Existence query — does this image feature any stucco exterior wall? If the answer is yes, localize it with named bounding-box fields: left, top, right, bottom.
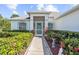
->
left=11, top=21, right=18, bottom=30
left=54, top=10, right=79, bottom=32
left=11, top=20, right=31, bottom=30
left=11, top=12, right=59, bottom=31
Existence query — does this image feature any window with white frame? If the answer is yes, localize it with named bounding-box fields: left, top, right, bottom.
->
left=48, top=23, right=53, bottom=30
left=19, top=22, right=26, bottom=30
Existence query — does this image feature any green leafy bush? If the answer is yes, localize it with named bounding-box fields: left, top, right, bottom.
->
left=0, top=32, right=33, bottom=55
left=46, top=30, right=79, bottom=55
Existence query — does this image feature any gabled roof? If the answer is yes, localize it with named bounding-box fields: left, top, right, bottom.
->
left=27, top=11, right=60, bottom=19
left=55, top=5, right=79, bottom=20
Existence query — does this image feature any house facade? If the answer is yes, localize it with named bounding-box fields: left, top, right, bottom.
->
left=54, top=5, right=79, bottom=32
left=10, top=5, right=79, bottom=36
left=10, top=11, right=59, bottom=36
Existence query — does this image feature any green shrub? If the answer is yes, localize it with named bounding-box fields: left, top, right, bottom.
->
left=46, top=30, right=79, bottom=55
left=3, top=30, right=30, bottom=32
left=0, top=32, right=33, bottom=55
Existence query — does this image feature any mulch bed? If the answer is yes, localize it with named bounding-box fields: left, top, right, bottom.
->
left=45, top=39, right=60, bottom=55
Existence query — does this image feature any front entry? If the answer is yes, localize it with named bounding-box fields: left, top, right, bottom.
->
left=35, top=21, right=43, bottom=36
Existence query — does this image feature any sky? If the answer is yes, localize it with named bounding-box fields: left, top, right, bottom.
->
left=0, top=4, right=76, bottom=18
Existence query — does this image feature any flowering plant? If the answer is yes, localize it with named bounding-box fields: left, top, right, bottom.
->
left=73, top=48, right=79, bottom=52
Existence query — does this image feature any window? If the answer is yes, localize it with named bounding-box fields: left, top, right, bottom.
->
left=48, top=23, right=53, bottom=30
left=19, top=23, right=26, bottom=30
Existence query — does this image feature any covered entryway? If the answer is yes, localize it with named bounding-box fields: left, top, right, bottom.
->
left=33, top=16, right=45, bottom=36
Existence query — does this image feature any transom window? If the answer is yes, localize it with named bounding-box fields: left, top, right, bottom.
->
left=19, top=23, right=26, bottom=30
left=48, top=23, right=53, bottom=30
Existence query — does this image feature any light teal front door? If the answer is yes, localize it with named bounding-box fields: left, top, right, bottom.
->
left=35, top=21, right=43, bottom=36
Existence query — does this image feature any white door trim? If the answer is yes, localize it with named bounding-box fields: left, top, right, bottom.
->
left=35, top=21, right=43, bottom=36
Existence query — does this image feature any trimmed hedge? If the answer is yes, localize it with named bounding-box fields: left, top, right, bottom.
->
left=2, top=30, right=30, bottom=32
left=2, top=30, right=35, bottom=36
left=46, top=30, right=79, bottom=39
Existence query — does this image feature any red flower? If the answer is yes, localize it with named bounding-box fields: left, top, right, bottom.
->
left=73, top=48, right=79, bottom=52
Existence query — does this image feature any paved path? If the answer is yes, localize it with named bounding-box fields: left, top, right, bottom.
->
left=25, top=37, right=44, bottom=55
left=24, top=37, right=52, bottom=55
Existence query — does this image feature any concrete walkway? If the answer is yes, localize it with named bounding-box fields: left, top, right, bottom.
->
left=25, top=37, right=44, bottom=55
left=24, top=37, right=52, bottom=55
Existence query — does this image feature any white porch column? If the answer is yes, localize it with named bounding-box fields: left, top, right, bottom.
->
left=29, top=19, right=33, bottom=31
left=45, top=16, right=48, bottom=30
